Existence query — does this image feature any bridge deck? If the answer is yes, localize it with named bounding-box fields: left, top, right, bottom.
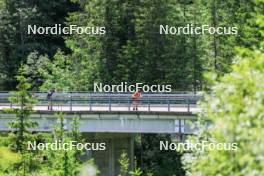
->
left=0, top=92, right=202, bottom=112
left=0, top=104, right=200, bottom=113
left=0, top=93, right=201, bottom=133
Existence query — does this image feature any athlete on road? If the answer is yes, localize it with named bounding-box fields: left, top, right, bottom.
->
left=132, top=90, right=142, bottom=111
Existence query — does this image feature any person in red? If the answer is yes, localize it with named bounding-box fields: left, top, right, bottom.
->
left=132, top=89, right=142, bottom=111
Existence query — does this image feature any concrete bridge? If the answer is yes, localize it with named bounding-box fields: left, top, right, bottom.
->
left=0, top=92, right=202, bottom=176
left=0, top=92, right=201, bottom=134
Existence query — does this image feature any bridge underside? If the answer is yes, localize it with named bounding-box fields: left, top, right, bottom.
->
left=0, top=110, right=198, bottom=176
left=0, top=111, right=198, bottom=134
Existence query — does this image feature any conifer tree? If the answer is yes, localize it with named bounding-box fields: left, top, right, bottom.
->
left=6, top=66, right=39, bottom=175
left=46, top=112, right=82, bottom=175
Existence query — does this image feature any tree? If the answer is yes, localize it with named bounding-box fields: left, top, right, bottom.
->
left=63, top=0, right=211, bottom=91
left=20, top=50, right=75, bottom=92
left=79, top=159, right=99, bottom=176
left=184, top=1, right=264, bottom=172
left=65, top=0, right=141, bottom=89
left=118, top=151, right=129, bottom=176
left=206, top=0, right=260, bottom=75
left=39, top=50, right=75, bottom=92
left=0, top=0, right=78, bottom=90
left=184, top=50, right=264, bottom=175
left=44, top=112, right=82, bottom=176
left=129, top=168, right=143, bottom=176
left=0, top=146, right=21, bottom=174
left=5, top=67, right=40, bottom=175
left=20, top=51, right=50, bottom=90
left=135, top=134, right=185, bottom=176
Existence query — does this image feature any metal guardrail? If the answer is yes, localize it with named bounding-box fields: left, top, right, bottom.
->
left=0, top=92, right=202, bottom=112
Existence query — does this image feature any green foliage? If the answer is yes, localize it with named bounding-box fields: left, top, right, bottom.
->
left=194, top=0, right=262, bottom=78
left=3, top=69, right=41, bottom=175
left=135, top=134, right=185, bottom=176
left=129, top=168, right=143, bottom=176
left=118, top=151, right=144, bottom=176
left=7, top=70, right=37, bottom=152
left=0, top=146, right=21, bottom=173
left=0, top=0, right=263, bottom=175
left=0, top=0, right=38, bottom=89
left=43, top=112, right=82, bottom=176
left=20, top=50, right=76, bottom=92
left=0, top=0, right=77, bottom=90
left=57, top=0, right=261, bottom=91
left=79, top=159, right=100, bottom=176
left=2, top=0, right=260, bottom=92
left=254, top=0, right=264, bottom=49
left=118, top=151, right=129, bottom=176
left=64, top=0, right=209, bottom=91
left=39, top=50, right=75, bottom=92
left=184, top=50, right=264, bottom=175
left=20, top=51, right=50, bottom=90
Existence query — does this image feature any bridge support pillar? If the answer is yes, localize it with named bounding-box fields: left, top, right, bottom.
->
left=83, top=133, right=134, bottom=176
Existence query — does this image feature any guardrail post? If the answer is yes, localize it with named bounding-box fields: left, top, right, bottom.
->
left=167, top=97, right=170, bottom=112
left=148, top=96, right=150, bottom=112
left=179, top=119, right=182, bottom=141
left=187, top=98, right=190, bottom=112
left=70, top=92, right=72, bottom=111
left=109, top=95, right=111, bottom=111
left=89, top=95, right=92, bottom=111
left=51, top=98, right=53, bottom=111
left=128, top=97, right=131, bottom=111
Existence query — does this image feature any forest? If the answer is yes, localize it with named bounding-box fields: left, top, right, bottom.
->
left=0, top=0, right=263, bottom=175
left=0, top=0, right=261, bottom=92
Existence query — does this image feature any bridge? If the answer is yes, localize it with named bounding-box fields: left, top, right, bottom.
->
left=0, top=92, right=203, bottom=176
left=0, top=92, right=202, bottom=134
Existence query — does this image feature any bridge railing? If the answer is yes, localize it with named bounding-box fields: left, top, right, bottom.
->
left=0, top=92, right=202, bottom=112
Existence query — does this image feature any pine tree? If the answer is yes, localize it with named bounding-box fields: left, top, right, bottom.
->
left=45, top=112, right=82, bottom=175
left=184, top=1, right=264, bottom=174
left=0, top=0, right=78, bottom=90
left=39, top=50, right=75, bottom=92
left=6, top=67, right=39, bottom=175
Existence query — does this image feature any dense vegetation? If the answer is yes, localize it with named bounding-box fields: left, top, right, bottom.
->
left=0, top=0, right=263, bottom=175
left=183, top=1, right=264, bottom=175
left=184, top=49, right=264, bottom=176
left=0, top=0, right=261, bottom=91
